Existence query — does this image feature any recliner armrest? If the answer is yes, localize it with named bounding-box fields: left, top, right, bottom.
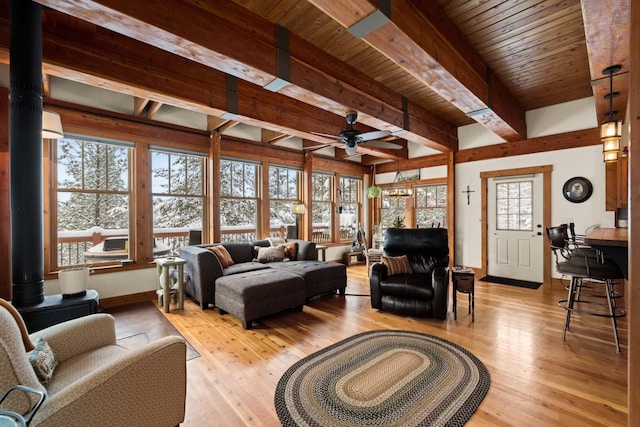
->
left=369, top=262, right=388, bottom=309
left=431, top=267, right=449, bottom=319
left=29, top=313, right=116, bottom=362
left=33, top=336, right=187, bottom=427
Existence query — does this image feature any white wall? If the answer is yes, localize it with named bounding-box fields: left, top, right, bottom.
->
left=46, top=268, right=158, bottom=300
left=455, top=97, right=608, bottom=278
left=455, top=145, right=607, bottom=277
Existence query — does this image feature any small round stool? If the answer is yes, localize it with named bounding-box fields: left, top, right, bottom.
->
left=452, top=267, right=475, bottom=322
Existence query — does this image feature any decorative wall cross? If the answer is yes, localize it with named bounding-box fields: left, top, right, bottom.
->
left=462, top=185, right=475, bottom=205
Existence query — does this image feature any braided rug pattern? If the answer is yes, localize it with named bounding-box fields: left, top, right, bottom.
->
left=275, top=330, right=490, bottom=427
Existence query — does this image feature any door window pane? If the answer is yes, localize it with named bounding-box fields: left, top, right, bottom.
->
left=496, top=181, right=533, bottom=231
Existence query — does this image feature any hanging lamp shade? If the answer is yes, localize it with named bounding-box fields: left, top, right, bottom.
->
left=600, top=65, right=622, bottom=163
left=42, top=110, right=64, bottom=139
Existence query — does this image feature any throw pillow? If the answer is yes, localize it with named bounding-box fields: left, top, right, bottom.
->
left=267, top=237, right=286, bottom=247
left=382, top=255, right=413, bottom=276
left=278, top=242, right=298, bottom=261
left=28, top=338, right=58, bottom=384
left=208, top=245, right=234, bottom=267
left=257, top=246, right=286, bottom=263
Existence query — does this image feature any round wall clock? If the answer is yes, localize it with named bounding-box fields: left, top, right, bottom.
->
left=562, top=177, right=592, bottom=203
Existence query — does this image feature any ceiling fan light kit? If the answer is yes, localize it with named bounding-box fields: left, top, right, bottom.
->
left=601, top=65, right=622, bottom=163
left=311, top=112, right=402, bottom=155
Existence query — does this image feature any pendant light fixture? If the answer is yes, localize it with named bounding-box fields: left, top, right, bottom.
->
left=601, top=65, right=622, bottom=163
left=382, top=160, right=413, bottom=198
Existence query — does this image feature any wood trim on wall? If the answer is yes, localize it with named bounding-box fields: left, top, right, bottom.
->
left=455, top=128, right=599, bottom=164
left=447, top=152, right=455, bottom=268
left=479, top=165, right=553, bottom=283
left=627, top=0, right=639, bottom=423
left=0, top=87, right=9, bottom=299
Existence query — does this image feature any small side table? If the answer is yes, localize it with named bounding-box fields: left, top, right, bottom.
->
left=452, top=267, right=475, bottom=322
left=316, top=245, right=328, bottom=261
left=154, top=257, right=186, bottom=313
left=342, top=251, right=365, bottom=266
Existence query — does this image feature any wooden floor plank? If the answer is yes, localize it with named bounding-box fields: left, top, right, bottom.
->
left=158, top=265, right=627, bottom=426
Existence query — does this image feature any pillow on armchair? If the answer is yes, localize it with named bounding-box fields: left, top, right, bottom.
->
left=382, top=255, right=412, bottom=276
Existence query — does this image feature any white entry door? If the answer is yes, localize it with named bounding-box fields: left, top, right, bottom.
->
left=487, top=174, right=544, bottom=282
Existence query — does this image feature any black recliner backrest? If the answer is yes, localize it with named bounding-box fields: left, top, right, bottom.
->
left=383, top=228, right=449, bottom=273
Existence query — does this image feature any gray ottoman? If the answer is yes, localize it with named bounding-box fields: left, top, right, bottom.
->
left=269, top=261, right=347, bottom=301
left=215, top=269, right=306, bottom=329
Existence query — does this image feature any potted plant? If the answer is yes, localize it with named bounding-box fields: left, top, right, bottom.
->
left=392, top=216, right=405, bottom=228
left=367, top=185, right=382, bottom=199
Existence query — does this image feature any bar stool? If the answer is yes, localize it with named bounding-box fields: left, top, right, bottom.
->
left=556, top=248, right=626, bottom=353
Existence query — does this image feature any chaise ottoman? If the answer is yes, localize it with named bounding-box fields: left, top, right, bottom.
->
left=215, top=268, right=306, bottom=329
left=269, top=261, right=347, bottom=302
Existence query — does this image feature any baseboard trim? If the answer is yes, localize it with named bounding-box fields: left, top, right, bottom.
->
left=100, top=290, right=156, bottom=308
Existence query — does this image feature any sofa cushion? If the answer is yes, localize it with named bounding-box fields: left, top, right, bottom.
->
left=382, top=255, right=412, bottom=276
left=223, top=262, right=270, bottom=276
left=270, top=260, right=345, bottom=284
left=222, top=242, right=256, bottom=264
left=288, top=239, right=316, bottom=260
left=208, top=245, right=234, bottom=267
left=257, top=246, right=286, bottom=263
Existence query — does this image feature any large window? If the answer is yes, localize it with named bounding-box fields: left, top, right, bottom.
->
left=151, top=148, right=205, bottom=254
left=312, top=172, right=333, bottom=242
left=269, top=165, right=302, bottom=236
left=415, top=184, right=447, bottom=228
left=220, top=159, right=260, bottom=242
left=55, top=136, right=132, bottom=267
left=339, top=176, right=361, bottom=241
left=380, top=193, right=407, bottom=230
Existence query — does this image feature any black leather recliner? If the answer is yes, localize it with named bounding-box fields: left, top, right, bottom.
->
left=370, top=227, right=449, bottom=319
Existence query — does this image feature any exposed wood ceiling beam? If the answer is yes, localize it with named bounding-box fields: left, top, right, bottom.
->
left=207, top=116, right=229, bottom=132
left=42, top=74, right=51, bottom=97
left=133, top=97, right=149, bottom=117
left=218, top=120, right=239, bottom=133
left=146, top=100, right=162, bottom=119
left=261, top=129, right=293, bottom=144
left=306, top=0, right=526, bottom=141
left=32, top=0, right=457, bottom=152
left=581, top=0, right=630, bottom=124
left=0, top=8, right=403, bottom=160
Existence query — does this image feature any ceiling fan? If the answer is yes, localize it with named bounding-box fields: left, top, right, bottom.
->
left=310, top=112, right=402, bottom=155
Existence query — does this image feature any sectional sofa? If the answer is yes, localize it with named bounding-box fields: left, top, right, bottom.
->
left=179, top=239, right=347, bottom=328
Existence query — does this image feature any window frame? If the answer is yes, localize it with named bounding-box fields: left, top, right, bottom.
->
left=219, top=157, right=261, bottom=242
left=150, top=146, right=207, bottom=254
left=52, top=134, right=134, bottom=270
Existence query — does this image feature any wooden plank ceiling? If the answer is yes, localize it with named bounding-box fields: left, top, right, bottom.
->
left=7, top=0, right=630, bottom=164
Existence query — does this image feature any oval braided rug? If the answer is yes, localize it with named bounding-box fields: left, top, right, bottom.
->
left=274, top=330, right=490, bottom=427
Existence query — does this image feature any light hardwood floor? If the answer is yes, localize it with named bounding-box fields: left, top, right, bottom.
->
left=161, top=265, right=628, bottom=426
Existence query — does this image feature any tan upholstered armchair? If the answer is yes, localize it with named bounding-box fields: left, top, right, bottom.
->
left=0, top=300, right=187, bottom=427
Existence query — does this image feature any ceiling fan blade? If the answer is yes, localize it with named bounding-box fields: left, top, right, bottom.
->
left=361, top=140, right=403, bottom=149
left=357, top=130, right=391, bottom=141
left=311, top=131, right=341, bottom=140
